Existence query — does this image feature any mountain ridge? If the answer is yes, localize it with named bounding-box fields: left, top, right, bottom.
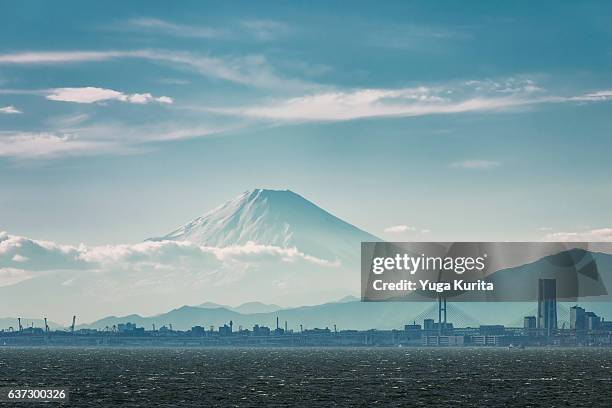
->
left=148, top=188, right=379, bottom=260
left=77, top=250, right=612, bottom=330
left=197, top=301, right=283, bottom=314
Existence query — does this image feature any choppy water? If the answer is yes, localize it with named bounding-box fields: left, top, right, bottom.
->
left=0, top=347, right=611, bottom=407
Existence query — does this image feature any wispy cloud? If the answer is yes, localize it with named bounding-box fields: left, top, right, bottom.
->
left=366, top=22, right=471, bottom=50
left=122, top=17, right=225, bottom=38
left=0, top=131, right=116, bottom=159
left=46, top=87, right=172, bottom=104
left=208, top=80, right=612, bottom=122
left=450, top=160, right=501, bottom=169
left=213, top=89, right=530, bottom=121
left=136, top=50, right=312, bottom=90
left=240, top=19, right=291, bottom=41
left=544, top=228, right=612, bottom=242
left=156, top=78, right=190, bottom=85
left=0, top=122, right=231, bottom=159
left=0, top=50, right=313, bottom=90
left=384, top=225, right=431, bottom=235
left=570, top=90, right=612, bottom=102
left=114, top=17, right=289, bottom=42
left=0, top=51, right=126, bottom=64
left=384, top=225, right=417, bottom=233
left=0, top=105, right=21, bottom=114
left=463, top=78, right=543, bottom=94
left=46, top=113, right=91, bottom=127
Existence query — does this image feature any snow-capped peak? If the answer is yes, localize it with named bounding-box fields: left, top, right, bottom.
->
left=148, top=189, right=378, bottom=260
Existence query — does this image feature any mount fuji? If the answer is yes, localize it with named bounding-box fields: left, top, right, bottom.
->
left=0, top=189, right=380, bottom=323
left=149, top=189, right=379, bottom=261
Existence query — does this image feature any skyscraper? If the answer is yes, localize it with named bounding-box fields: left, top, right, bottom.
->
left=538, top=279, right=557, bottom=336
left=570, top=306, right=586, bottom=331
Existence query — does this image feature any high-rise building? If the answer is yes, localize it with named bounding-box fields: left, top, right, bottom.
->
left=570, top=306, right=586, bottom=331
left=524, top=316, right=536, bottom=329
left=538, top=279, right=557, bottom=336
left=585, top=312, right=601, bottom=330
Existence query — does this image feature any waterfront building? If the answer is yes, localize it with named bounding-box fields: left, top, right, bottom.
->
left=570, top=306, right=586, bottom=331
left=537, top=279, right=557, bottom=336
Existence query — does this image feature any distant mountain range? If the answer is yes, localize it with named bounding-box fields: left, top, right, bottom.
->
left=78, top=296, right=612, bottom=332
left=79, top=250, right=612, bottom=331
left=81, top=296, right=432, bottom=331
left=197, top=301, right=283, bottom=314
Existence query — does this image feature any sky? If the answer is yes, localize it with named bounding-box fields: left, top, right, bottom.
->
left=1, top=0, right=612, bottom=246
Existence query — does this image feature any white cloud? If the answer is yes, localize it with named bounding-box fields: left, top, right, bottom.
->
left=209, top=80, right=612, bottom=122
left=384, top=225, right=432, bottom=234
left=1, top=50, right=611, bottom=100
left=46, top=87, right=173, bottom=104
left=85, top=240, right=338, bottom=268
left=0, top=231, right=89, bottom=271
left=11, top=254, right=28, bottom=262
left=544, top=228, right=612, bottom=242
left=384, top=225, right=417, bottom=233
left=212, top=86, right=539, bottom=122
left=212, top=242, right=340, bottom=267
left=0, top=121, right=229, bottom=159
left=0, top=231, right=339, bottom=287
left=451, top=160, right=501, bottom=169
left=0, top=105, right=21, bottom=114
left=117, top=17, right=288, bottom=42
left=0, top=131, right=112, bottom=159
left=0, top=51, right=126, bottom=64
left=123, top=17, right=224, bottom=38
left=463, top=78, right=543, bottom=94
left=570, top=90, right=612, bottom=102
left=0, top=50, right=312, bottom=90
left=136, top=50, right=312, bottom=90
left=155, top=96, right=174, bottom=104
left=0, top=87, right=173, bottom=106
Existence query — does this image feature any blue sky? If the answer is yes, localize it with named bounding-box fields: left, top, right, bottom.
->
left=1, top=0, right=612, bottom=245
